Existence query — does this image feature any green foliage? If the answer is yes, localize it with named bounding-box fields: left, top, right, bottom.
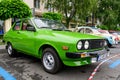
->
left=97, top=0, right=120, bottom=29
left=97, top=25, right=109, bottom=30
left=42, top=12, right=62, bottom=21
left=0, top=0, right=32, bottom=20
left=42, top=0, right=120, bottom=29
left=42, top=0, right=96, bottom=28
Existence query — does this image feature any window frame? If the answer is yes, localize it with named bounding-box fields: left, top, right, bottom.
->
left=12, top=21, right=22, bottom=31
left=34, top=0, right=40, bottom=8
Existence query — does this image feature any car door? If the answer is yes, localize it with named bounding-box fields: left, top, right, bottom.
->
left=18, top=19, right=36, bottom=55
left=11, top=21, right=23, bottom=49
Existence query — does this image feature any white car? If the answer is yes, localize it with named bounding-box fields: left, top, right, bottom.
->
left=74, top=26, right=117, bottom=47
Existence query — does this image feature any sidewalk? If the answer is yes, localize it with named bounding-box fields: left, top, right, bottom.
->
left=0, top=45, right=6, bottom=53
left=0, top=45, right=5, bottom=50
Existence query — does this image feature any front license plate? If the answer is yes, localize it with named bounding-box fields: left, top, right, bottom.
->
left=91, top=57, right=97, bottom=63
left=98, top=54, right=107, bottom=61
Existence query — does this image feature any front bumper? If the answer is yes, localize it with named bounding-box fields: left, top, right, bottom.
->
left=66, top=48, right=110, bottom=63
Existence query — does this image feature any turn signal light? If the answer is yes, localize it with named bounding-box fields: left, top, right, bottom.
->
left=62, top=46, right=69, bottom=50
left=80, top=53, right=88, bottom=58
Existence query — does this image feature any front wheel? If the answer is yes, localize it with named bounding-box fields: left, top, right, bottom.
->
left=42, top=48, right=62, bottom=74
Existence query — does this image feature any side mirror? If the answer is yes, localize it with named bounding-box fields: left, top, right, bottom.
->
left=26, top=27, right=36, bottom=32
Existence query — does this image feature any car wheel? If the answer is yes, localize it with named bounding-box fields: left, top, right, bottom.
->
left=107, top=40, right=112, bottom=47
left=7, top=43, right=17, bottom=57
left=42, top=48, right=62, bottom=74
left=108, top=43, right=112, bottom=47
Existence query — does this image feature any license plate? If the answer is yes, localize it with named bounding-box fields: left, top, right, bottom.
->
left=91, top=57, right=97, bottom=63
left=97, top=54, right=107, bottom=61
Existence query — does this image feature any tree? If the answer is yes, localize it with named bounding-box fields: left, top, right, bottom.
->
left=97, top=0, right=120, bottom=30
left=0, top=0, right=32, bottom=20
left=42, top=0, right=96, bottom=28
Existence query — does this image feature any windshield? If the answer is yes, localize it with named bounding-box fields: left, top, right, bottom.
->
left=93, top=29, right=101, bottom=34
left=98, top=30, right=110, bottom=34
left=33, top=18, right=67, bottom=31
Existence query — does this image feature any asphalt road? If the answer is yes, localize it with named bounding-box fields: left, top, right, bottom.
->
left=0, top=45, right=120, bottom=80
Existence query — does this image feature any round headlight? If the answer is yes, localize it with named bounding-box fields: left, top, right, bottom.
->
left=84, top=41, right=89, bottom=49
left=77, top=41, right=82, bottom=49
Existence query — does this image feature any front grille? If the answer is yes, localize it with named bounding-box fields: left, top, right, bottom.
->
left=80, top=39, right=105, bottom=50
left=89, top=39, right=105, bottom=49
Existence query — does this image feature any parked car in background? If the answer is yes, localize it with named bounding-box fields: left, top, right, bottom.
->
left=3, top=18, right=110, bottom=74
left=98, top=30, right=118, bottom=46
left=109, top=30, right=120, bottom=42
left=74, top=26, right=116, bottom=47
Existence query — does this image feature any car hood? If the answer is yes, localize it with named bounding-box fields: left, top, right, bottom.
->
left=53, top=31, right=102, bottom=39
left=37, top=29, right=104, bottom=43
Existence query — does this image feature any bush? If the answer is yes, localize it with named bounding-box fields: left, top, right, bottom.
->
left=97, top=25, right=109, bottom=30
left=0, top=0, right=32, bottom=20
left=42, top=12, right=62, bottom=21
left=0, top=35, right=3, bottom=39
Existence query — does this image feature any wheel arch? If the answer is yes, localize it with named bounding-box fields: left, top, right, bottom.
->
left=38, top=44, right=61, bottom=60
left=6, top=41, right=12, bottom=49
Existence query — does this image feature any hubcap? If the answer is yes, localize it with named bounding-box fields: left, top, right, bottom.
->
left=43, top=52, right=55, bottom=70
left=8, top=45, right=12, bottom=55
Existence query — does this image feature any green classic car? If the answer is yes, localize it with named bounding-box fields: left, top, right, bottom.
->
left=3, top=17, right=110, bottom=74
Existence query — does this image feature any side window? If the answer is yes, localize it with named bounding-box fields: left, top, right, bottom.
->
left=13, top=22, right=21, bottom=30
left=22, top=19, right=34, bottom=31
left=85, top=28, right=93, bottom=33
left=79, top=28, right=84, bottom=33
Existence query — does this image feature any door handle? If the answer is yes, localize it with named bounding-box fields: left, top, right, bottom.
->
left=17, top=31, right=20, bottom=34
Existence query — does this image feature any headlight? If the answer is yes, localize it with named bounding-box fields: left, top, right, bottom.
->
left=77, top=41, right=82, bottom=49
left=84, top=41, right=89, bottom=49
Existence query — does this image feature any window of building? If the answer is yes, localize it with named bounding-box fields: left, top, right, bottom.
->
left=34, top=0, right=40, bottom=8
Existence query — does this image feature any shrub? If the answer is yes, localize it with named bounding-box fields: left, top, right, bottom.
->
left=42, top=12, right=62, bottom=21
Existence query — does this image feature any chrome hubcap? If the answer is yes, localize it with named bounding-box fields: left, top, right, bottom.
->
left=43, top=52, right=55, bottom=70
left=8, top=45, right=12, bottom=55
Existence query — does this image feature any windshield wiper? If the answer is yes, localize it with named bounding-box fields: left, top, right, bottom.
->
left=64, top=29, right=72, bottom=32
left=52, top=28, right=63, bottom=31
left=40, top=27, right=50, bottom=29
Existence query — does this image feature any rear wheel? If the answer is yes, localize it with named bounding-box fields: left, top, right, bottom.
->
left=42, top=48, right=62, bottom=74
left=7, top=43, right=17, bottom=57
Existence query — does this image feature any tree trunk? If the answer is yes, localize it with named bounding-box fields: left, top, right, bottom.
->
left=66, top=18, right=70, bottom=29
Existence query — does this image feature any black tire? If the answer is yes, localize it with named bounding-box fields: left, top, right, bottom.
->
left=7, top=43, right=17, bottom=57
left=108, top=43, right=112, bottom=48
left=107, top=40, right=112, bottom=48
left=42, top=48, right=62, bottom=74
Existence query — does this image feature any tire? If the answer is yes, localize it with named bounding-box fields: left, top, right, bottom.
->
left=7, top=43, right=17, bottom=57
left=107, top=40, right=112, bottom=48
left=108, top=43, right=112, bottom=48
left=42, top=48, right=62, bottom=74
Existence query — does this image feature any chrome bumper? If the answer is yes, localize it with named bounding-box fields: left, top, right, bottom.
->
left=66, top=48, right=110, bottom=62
